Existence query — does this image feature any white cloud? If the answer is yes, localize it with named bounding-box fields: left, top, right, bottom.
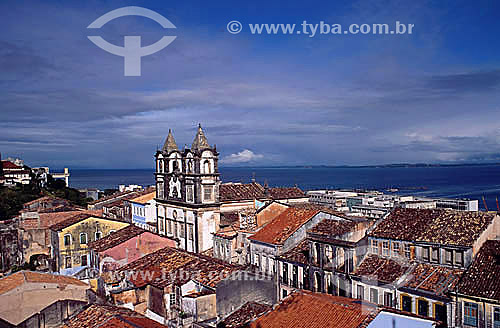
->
left=221, top=149, right=264, bottom=164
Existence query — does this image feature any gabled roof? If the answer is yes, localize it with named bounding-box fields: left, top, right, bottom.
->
left=0, top=271, right=87, bottom=295
left=162, top=129, right=179, bottom=153
left=308, top=218, right=357, bottom=238
left=117, top=247, right=240, bottom=289
left=220, top=302, right=272, bottom=328
left=457, top=239, right=500, bottom=301
left=191, top=124, right=211, bottom=151
left=400, top=263, right=463, bottom=298
left=1, top=161, right=22, bottom=170
left=369, top=208, right=497, bottom=246
left=88, top=225, right=146, bottom=252
left=278, top=240, right=309, bottom=265
left=268, top=187, right=306, bottom=199
left=62, top=304, right=167, bottom=328
left=352, top=254, right=409, bottom=284
left=249, top=291, right=378, bottom=328
left=248, top=207, right=319, bottom=245
left=220, top=182, right=265, bottom=202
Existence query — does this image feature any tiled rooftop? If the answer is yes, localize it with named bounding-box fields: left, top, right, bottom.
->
left=219, top=182, right=306, bottom=202
left=369, top=208, right=496, bottom=246
left=278, top=240, right=309, bottom=265
left=400, top=263, right=463, bottom=298
left=129, top=191, right=155, bottom=204
left=0, top=271, right=87, bottom=295
left=220, top=302, right=272, bottom=328
left=49, top=213, right=124, bottom=231
left=457, top=239, right=500, bottom=300
left=20, top=210, right=102, bottom=230
left=308, top=218, right=357, bottom=237
left=352, top=254, right=409, bottom=284
left=117, top=247, right=240, bottom=289
left=220, top=183, right=266, bottom=202
left=62, top=304, right=167, bottom=328
left=248, top=207, right=319, bottom=245
left=88, top=225, right=146, bottom=252
left=249, top=291, right=378, bottom=328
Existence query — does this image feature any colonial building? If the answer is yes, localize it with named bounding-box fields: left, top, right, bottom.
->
left=0, top=271, right=89, bottom=327
left=50, top=213, right=129, bottom=271
left=350, top=208, right=500, bottom=327
left=454, top=239, right=500, bottom=328
left=129, top=191, right=157, bottom=232
left=154, top=125, right=221, bottom=253
left=276, top=213, right=374, bottom=300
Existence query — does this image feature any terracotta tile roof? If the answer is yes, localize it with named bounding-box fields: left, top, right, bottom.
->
left=290, top=202, right=349, bottom=217
left=268, top=187, right=306, bottom=200
left=353, top=255, right=409, bottom=284
left=88, top=190, right=134, bottom=205
left=129, top=192, right=155, bottom=204
left=117, top=247, right=240, bottom=289
left=249, top=291, right=378, bottom=328
left=369, top=208, right=497, bottom=246
left=248, top=207, right=319, bottom=245
left=20, top=210, right=101, bottom=230
left=0, top=271, right=87, bottom=295
left=49, top=213, right=124, bottom=231
left=220, top=302, right=272, bottom=328
left=278, top=240, right=309, bottom=265
left=1, top=161, right=22, bottom=169
left=89, top=225, right=146, bottom=252
left=221, top=212, right=240, bottom=227
left=308, top=218, right=357, bottom=237
left=219, top=182, right=306, bottom=202
left=457, top=240, right=500, bottom=301
left=401, top=263, right=463, bottom=298
left=220, top=183, right=265, bottom=202
left=62, top=304, right=167, bottom=328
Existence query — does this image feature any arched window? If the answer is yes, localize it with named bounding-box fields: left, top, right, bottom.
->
left=204, top=160, right=211, bottom=174
left=314, top=271, right=321, bottom=292
left=159, top=160, right=163, bottom=173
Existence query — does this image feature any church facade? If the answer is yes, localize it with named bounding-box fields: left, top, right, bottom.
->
left=154, top=124, right=221, bottom=253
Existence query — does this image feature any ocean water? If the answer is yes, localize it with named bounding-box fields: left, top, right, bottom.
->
left=69, top=165, right=500, bottom=210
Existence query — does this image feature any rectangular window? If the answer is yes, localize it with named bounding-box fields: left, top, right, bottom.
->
left=173, top=222, right=178, bottom=238
left=81, top=255, right=88, bottom=266
left=80, top=233, right=87, bottom=244
left=431, top=248, right=439, bottom=263
left=292, top=265, right=298, bottom=288
left=203, top=186, right=213, bottom=202
left=95, top=232, right=101, bottom=240
left=64, top=234, right=71, bottom=246
left=357, top=285, right=365, bottom=300
left=384, top=292, right=393, bottom=307
left=382, top=241, right=389, bottom=256
left=167, top=220, right=172, bottom=234
left=65, top=256, right=72, bottom=268
left=445, top=249, right=453, bottom=265
left=255, top=254, right=260, bottom=267
left=179, top=223, right=185, bottom=238
left=402, top=295, right=412, bottom=312
left=418, top=299, right=429, bottom=317
left=371, top=239, right=378, bottom=254
left=456, top=251, right=464, bottom=266
left=370, top=288, right=378, bottom=304
left=188, top=225, right=194, bottom=240
left=159, top=218, right=165, bottom=234
left=404, top=244, right=411, bottom=259
left=464, top=302, right=478, bottom=327
left=422, top=246, right=430, bottom=261
left=392, top=242, right=400, bottom=257
left=186, top=185, right=194, bottom=202
left=493, top=307, right=500, bottom=328
left=282, top=263, right=288, bottom=284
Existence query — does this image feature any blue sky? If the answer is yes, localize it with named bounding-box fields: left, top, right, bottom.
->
left=1, top=0, right=500, bottom=168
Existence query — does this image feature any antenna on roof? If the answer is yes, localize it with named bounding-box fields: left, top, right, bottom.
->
left=482, top=196, right=489, bottom=211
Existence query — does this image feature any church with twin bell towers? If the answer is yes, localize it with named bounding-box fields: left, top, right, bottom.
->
left=154, top=124, right=221, bottom=253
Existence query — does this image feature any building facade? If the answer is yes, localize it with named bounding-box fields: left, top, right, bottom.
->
left=154, top=125, right=221, bottom=253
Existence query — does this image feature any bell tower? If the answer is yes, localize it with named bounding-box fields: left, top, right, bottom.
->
left=154, top=124, right=221, bottom=253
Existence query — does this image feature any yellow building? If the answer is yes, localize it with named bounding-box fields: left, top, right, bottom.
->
left=50, top=213, right=129, bottom=271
